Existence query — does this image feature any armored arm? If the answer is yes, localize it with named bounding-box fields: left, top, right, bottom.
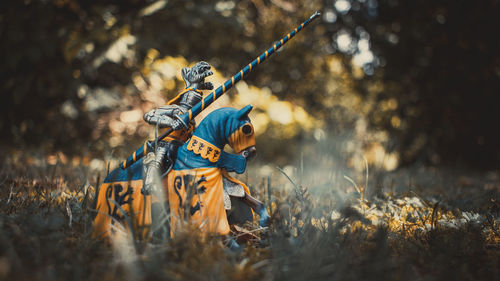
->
left=143, top=105, right=184, bottom=130
left=144, top=88, right=203, bottom=129
left=144, top=87, right=204, bottom=129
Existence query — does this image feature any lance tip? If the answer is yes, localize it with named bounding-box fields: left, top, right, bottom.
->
left=311, top=10, right=321, bottom=19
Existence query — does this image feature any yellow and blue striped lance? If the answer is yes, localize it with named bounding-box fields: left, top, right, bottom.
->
left=121, top=11, right=320, bottom=169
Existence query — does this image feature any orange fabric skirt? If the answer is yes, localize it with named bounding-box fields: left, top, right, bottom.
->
left=166, top=167, right=234, bottom=236
left=92, top=179, right=151, bottom=240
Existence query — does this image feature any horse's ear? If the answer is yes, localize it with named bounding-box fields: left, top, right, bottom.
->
left=235, top=105, right=253, bottom=119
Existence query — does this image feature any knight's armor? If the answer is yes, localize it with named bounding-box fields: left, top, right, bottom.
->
left=142, top=90, right=203, bottom=130
left=142, top=61, right=213, bottom=195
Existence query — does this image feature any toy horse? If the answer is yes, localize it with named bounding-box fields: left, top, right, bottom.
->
left=92, top=105, right=269, bottom=243
left=165, top=105, right=269, bottom=237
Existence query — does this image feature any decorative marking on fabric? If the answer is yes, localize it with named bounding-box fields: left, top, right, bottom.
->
left=188, top=110, right=192, bottom=121
left=92, top=179, right=151, bottom=240
left=249, top=63, right=252, bottom=71
left=280, top=39, right=284, bottom=44
left=265, top=50, right=268, bottom=58
left=143, top=141, right=148, bottom=153
left=257, top=57, right=261, bottom=64
left=187, top=136, right=221, bottom=163
left=222, top=84, right=226, bottom=92
left=122, top=160, right=127, bottom=169
left=240, top=70, right=244, bottom=78
left=231, top=77, right=235, bottom=85
left=133, top=151, right=136, bottom=162
left=166, top=168, right=230, bottom=235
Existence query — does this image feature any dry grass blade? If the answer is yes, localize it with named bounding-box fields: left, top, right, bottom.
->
left=106, top=198, right=140, bottom=252
left=431, top=201, right=440, bottom=230
left=7, top=183, right=14, bottom=204
left=66, top=200, right=73, bottom=228
left=267, top=176, right=272, bottom=215
left=276, top=166, right=302, bottom=199
left=343, top=175, right=361, bottom=195
left=363, top=155, right=369, bottom=198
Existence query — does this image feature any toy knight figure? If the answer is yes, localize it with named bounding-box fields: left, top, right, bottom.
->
left=141, top=61, right=214, bottom=195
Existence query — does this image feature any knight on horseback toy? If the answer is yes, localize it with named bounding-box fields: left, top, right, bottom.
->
left=92, top=62, right=269, bottom=249
left=91, top=11, right=320, bottom=249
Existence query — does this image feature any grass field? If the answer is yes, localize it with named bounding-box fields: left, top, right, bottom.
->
left=0, top=153, right=499, bottom=281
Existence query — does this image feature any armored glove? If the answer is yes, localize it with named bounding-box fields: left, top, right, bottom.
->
left=143, top=105, right=185, bottom=130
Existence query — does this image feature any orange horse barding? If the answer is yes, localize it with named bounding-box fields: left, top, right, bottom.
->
left=92, top=105, right=269, bottom=241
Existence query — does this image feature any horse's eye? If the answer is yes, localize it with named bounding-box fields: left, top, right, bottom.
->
left=241, top=124, right=253, bottom=136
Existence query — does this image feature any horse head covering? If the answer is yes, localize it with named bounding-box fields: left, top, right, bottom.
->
left=174, top=105, right=255, bottom=174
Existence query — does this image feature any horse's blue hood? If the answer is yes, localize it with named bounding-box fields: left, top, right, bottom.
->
left=193, top=105, right=253, bottom=147
left=174, top=105, right=255, bottom=174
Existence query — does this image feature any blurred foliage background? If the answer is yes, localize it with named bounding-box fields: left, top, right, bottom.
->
left=1, top=0, right=499, bottom=171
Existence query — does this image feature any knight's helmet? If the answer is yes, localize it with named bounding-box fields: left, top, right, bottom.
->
left=179, top=61, right=214, bottom=109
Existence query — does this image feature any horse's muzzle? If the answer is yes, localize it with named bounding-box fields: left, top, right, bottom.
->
left=240, top=146, right=257, bottom=161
